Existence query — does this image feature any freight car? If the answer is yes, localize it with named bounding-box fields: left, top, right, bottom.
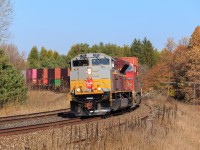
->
left=26, top=68, right=70, bottom=92
left=70, top=53, right=141, bottom=117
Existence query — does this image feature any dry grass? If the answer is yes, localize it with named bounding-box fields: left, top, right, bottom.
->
left=97, top=95, right=200, bottom=150
left=0, top=90, right=70, bottom=117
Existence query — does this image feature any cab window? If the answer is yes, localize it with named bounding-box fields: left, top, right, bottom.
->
left=92, top=58, right=110, bottom=66
left=73, top=60, right=89, bottom=67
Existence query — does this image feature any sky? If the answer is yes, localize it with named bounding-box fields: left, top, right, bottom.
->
left=10, top=0, right=200, bottom=56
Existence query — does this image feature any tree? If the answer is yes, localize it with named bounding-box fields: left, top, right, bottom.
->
left=130, top=39, right=141, bottom=57
left=66, top=43, right=90, bottom=63
left=130, top=38, right=157, bottom=68
left=27, top=46, right=39, bottom=68
left=0, top=0, right=13, bottom=42
left=165, top=37, right=177, bottom=52
left=0, top=44, right=26, bottom=69
left=142, top=49, right=173, bottom=92
left=123, top=45, right=131, bottom=57
left=179, top=37, right=189, bottom=46
left=0, top=49, right=27, bottom=107
left=153, top=48, right=160, bottom=65
left=172, top=45, right=188, bottom=99
left=184, top=26, right=200, bottom=99
left=189, top=26, right=200, bottom=49
left=141, top=37, right=155, bottom=68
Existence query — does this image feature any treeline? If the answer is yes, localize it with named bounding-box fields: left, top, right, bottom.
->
left=28, top=46, right=68, bottom=69
left=143, top=26, right=200, bottom=101
left=28, top=37, right=160, bottom=69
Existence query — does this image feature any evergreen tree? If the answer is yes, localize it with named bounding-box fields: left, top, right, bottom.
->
left=0, top=49, right=27, bottom=107
left=27, top=46, right=39, bottom=68
left=39, top=46, right=47, bottom=61
left=123, top=45, right=131, bottom=57
left=130, top=38, right=156, bottom=68
left=141, top=37, right=155, bottom=68
left=66, top=43, right=90, bottom=63
left=130, top=39, right=141, bottom=57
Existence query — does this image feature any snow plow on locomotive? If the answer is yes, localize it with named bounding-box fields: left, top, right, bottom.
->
left=70, top=53, right=141, bottom=117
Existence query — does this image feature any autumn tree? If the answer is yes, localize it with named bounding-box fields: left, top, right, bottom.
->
left=184, top=26, right=200, bottom=99
left=172, top=45, right=188, bottom=99
left=142, top=49, right=173, bottom=93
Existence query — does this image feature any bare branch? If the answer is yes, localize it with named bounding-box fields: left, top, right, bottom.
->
left=165, top=37, right=177, bottom=52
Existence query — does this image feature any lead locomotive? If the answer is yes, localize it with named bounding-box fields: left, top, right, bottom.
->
left=70, top=53, right=141, bottom=116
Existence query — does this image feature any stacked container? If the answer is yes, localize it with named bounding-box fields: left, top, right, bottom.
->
left=48, top=68, right=61, bottom=87
left=55, top=68, right=61, bottom=87
left=26, top=69, right=37, bottom=85
left=43, top=68, right=48, bottom=85
left=61, top=68, right=70, bottom=89
left=37, top=69, right=43, bottom=85
left=26, top=69, right=32, bottom=84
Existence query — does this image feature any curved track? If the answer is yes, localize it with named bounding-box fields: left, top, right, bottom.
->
left=0, top=104, right=151, bottom=137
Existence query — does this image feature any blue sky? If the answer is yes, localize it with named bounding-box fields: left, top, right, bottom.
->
left=10, top=0, right=200, bottom=56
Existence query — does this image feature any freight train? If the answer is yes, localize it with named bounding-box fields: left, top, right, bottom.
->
left=26, top=68, right=70, bottom=92
left=70, top=53, right=141, bottom=117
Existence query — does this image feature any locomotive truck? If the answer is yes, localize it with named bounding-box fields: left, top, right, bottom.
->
left=70, top=53, right=141, bottom=116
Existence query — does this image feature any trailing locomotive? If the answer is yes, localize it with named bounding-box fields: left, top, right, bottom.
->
left=70, top=53, right=141, bottom=117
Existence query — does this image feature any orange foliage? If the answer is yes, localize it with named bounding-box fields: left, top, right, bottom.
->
left=142, top=49, right=173, bottom=91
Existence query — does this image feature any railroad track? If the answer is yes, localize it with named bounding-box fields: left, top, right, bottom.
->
left=0, top=104, right=151, bottom=137
left=0, top=108, right=70, bottom=125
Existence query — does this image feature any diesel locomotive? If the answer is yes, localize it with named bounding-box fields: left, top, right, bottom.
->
left=70, top=53, right=141, bottom=116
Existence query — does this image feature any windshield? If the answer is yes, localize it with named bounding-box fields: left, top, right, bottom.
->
left=92, top=58, right=110, bottom=66
left=73, top=60, right=89, bottom=67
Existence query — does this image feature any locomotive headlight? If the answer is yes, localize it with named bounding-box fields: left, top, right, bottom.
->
left=87, top=68, right=92, bottom=75
left=97, top=86, right=101, bottom=91
left=76, top=87, right=81, bottom=92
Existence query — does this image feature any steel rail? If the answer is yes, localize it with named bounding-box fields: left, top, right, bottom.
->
left=0, top=108, right=70, bottom=125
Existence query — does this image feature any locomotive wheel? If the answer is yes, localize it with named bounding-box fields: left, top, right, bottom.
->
left=135, top=94, right=141, bottom=105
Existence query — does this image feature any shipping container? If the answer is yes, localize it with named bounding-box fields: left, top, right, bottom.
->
left=49, top=78, right=54, bottom=87
left=55, top=79, right=61, bottom=87
left=26, top=69, right=32, bottom=80
left=43, top=68, right=48, bottom=79
left=48, top=69, right=55, bottom=79
left=61, top=68, right=68, bottom=80
left=32, top=69, right=37, bottom=79
left=48, top=68, right=61, bottom=79
left=37, top=69, right=43, bottom=79
left=43, top=68, right=48, bottom=85
left=55, top=68, right=61, bottom=79
left=68, top=68, right=70, bottom=76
